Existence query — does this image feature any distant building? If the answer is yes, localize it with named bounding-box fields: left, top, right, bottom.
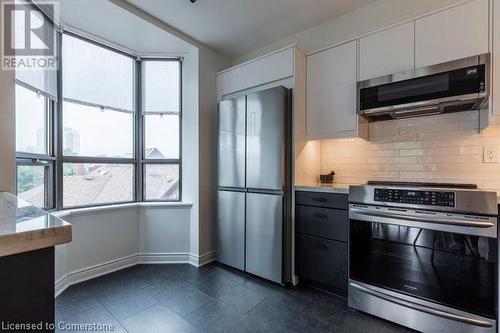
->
left=63, top=127, right=80, bottom=156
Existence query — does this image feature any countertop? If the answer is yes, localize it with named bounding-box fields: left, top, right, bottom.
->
left=294, top=183, right=354, bottom=194
left=295, top=185, right=500, bottom=208
left=0, top=192, right=72, bottom=257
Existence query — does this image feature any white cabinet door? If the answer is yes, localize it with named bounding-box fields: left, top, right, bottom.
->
left=359, top=22, right=415, bottom=81
left=306, top=41, right=357, bottom=139
left=415, top=0, right=489, bottom=68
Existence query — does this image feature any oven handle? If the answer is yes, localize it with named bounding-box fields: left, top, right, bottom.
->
left=350, top=207, right=495, bottom=229
left=350, top=282, right=494, bottom=328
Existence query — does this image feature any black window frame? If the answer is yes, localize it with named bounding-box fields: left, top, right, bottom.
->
left=58, top=31, right=138, bottom=209
left=140, top=58, right=182, bottom=202
left=15, top=82, right=56, bottom=210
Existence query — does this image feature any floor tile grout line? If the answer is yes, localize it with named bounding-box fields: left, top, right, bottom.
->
left=242, top=296, right=268, bottom=316
left=96, top=291, right=159, bottom=330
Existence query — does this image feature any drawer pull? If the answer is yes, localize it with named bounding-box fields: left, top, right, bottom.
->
left=313, top=213, right=327, bottom=219
left=312, top=197, right=327, bottom=203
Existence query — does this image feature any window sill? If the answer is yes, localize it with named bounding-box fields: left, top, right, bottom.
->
left=53, top=201, right=193, bottom=218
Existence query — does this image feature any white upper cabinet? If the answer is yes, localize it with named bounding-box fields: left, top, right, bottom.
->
left=415, top=0, right=489, bottom=68
left=307, top=41, right=365, bottom=140
left=359, top=22, right=415, bottom=81
left=217, top=47, right=294, bottom=98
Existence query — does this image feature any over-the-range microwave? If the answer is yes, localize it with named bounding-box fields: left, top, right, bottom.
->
left=357, top=53, right=490, bottom=122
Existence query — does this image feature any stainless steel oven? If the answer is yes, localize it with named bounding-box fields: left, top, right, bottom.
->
left=348, top=182, right=498, bottom=333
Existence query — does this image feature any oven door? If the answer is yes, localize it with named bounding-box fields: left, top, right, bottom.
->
left=349, top=204, right=497, bottom=320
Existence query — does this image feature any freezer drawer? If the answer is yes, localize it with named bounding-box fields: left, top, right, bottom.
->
left=217, top=191, right=245, bottom=270
left=218, top=96, right=246, bottom=188
left=245, top=192, right=283, bottom=283
left=246, top=87, right=287, bottom=191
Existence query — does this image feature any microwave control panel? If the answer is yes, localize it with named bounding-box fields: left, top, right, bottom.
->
left=374, top=189, right=455, bottom=207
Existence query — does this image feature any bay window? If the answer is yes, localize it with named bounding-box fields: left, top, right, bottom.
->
left=15, top=24, right=182, bottom=209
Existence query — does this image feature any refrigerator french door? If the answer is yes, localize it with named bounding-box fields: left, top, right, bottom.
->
left=217, top=86, right=290, bottom=284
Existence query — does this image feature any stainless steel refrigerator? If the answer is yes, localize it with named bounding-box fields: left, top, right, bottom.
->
left=216, top=86, right=291, bottom=284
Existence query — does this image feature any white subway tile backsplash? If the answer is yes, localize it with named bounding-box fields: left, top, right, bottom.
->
left=320, top=111, right=500, bottom=194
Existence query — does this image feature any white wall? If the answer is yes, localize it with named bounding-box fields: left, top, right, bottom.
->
left=234, top=0, right=467, bottom=63
left=55, top=204, right=193, bottom=292
left=63, top=207, right=139, bottom=275
left=139, top=206, right=191, bottom=254
left=181, top=51, right=201, bottom=259
left=198, top=46, right=231, bottom=256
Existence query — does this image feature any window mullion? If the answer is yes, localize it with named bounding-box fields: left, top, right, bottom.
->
left=136, top=59, right=143, bottom=202
left=56, top=30, right=64, bottom=210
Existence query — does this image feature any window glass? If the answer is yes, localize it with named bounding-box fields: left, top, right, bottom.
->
left=144, top=164, right=179, bottom=200
left=62, top=34, right=134, bottom=111
left=17, top=165, right=46, bottom=207
left=63, top=163, right=134, bottom=207
left=143, top=61, right=180, bottom=113
left=144, top=115, right=179, bottom=159
left=15, top=84, right=47, bottom=154
left=62, top=101, right=133, bottom=158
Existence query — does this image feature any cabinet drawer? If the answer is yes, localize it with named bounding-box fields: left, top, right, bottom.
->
left=296, top=205, right=347, bottom=242
left=297, top=235, right=347, bottom=297
left=295, top=191, right=348, bottom=210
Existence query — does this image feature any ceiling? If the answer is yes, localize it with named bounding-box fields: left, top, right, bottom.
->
left=125, top=0, right=378, bottom=58
left=50, top=0, right=193, bottom=55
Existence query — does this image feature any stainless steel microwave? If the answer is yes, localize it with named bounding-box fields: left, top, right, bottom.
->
left=357, top=54, right=490, bottom=122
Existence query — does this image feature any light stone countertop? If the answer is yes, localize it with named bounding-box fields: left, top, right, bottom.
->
left=0, top=192, right=72, bottom=257
left=294, top=183, right=355, bottom=194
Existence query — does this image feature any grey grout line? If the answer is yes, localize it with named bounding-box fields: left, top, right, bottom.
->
left=115, top=303, right=159, bottom=332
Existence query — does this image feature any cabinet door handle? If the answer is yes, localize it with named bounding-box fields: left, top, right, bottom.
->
left=313, top=213, right=327, bottom=219
left=312, top=197, right=327, bottom=203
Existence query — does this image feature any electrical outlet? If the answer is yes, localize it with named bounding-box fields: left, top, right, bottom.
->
left=484, top=146, right=498, bottom=163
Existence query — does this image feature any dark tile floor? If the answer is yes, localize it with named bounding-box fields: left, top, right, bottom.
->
left=55, top=263, right=413, bottom=333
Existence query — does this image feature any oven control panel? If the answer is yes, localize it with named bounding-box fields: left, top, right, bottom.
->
left=374, top=189, right=455, bottom=207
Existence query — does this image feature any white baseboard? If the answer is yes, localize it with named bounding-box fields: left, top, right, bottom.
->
left=55, top=254, right=139, bottom=297
left=55, top=251, right=217, bottom=297
left=138, top=252, right=190, bottom=264
left=189, top=250, right=217, bottom=267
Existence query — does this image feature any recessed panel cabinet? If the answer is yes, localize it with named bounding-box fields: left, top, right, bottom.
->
left=307, top=41, right=365, bottom=140
left=415, top=0, right=489, bottom=68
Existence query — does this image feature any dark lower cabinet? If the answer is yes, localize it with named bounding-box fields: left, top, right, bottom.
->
left=296, top=191, right=348, bottom=210
left=295, top=191, right=349, bottom=297
left=297, top=234, right=347, bottom=297
left=0, top=247, right=55, bottom=333
left=296, top=205, right=348, bottom=242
